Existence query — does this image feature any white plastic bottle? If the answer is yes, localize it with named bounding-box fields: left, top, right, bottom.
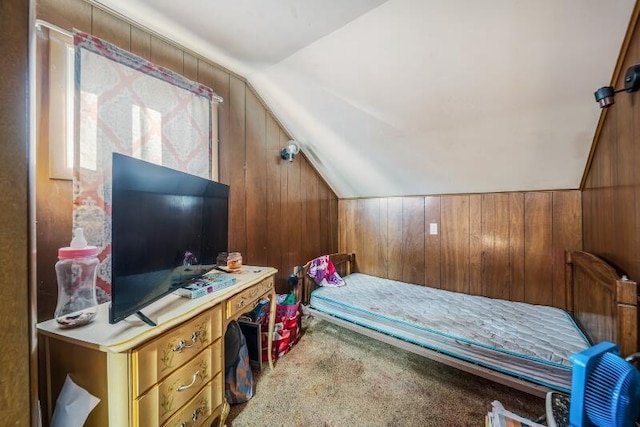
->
left=54, top=228, right=99, bottom=328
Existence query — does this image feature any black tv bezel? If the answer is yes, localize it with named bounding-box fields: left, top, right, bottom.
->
left=109, top=153, right=229, bottom=325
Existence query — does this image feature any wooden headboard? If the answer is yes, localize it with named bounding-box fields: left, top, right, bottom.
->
left=566, top=250, right=639, bottom=356
left=300, top=253, right=354, bottom=305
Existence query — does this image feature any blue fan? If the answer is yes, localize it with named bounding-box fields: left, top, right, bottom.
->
left=570, top=341, right=640, bottom=427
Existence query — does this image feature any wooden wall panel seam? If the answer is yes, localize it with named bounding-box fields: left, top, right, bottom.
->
left=341, top=191, right=580, bottom=309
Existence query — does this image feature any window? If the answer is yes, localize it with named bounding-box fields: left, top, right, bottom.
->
left=37, top=24, right=74, bottom=180
left=36, top=22, right=222, bottom=296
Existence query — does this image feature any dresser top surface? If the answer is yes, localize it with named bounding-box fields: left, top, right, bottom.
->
left=37, top=266, right=277, bottom=352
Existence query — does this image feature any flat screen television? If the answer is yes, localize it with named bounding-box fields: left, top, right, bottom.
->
left=110, top=153, right=229, bottom=325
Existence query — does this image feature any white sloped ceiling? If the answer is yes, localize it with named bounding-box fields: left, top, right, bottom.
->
left=95, top=0, right=635, bottom=198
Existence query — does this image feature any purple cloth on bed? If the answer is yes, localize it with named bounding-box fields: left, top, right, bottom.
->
left=307, top=255, right=345, bottom=287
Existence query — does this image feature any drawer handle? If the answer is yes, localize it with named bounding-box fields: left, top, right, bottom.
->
left=180, top=405, right=205, bottom=427
left=192, top=406, right=203, bottom=423
left=172, top=330, right=203, bottom=353
left=176, top=370, right=200, bottom=392
left=237, top=288, right=260, bottom=309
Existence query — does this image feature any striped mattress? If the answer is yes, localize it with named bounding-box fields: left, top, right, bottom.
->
left=309, top=273, right=591, bottom=392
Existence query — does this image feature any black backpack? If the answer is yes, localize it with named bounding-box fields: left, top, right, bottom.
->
left=224, top=320, right=254, bottom=403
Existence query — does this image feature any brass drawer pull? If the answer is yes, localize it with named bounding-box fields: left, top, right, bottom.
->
left=237, top=287, right=262, bottom=309
left=192, top=406, right=203, bottom=423
left=180, top=405, right=205, bottom=427
left=176, top=370, right=200, bottom=392
left=172, top=330, right=203, bottom=353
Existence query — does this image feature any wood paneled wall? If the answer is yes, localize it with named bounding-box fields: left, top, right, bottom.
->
left=339, top=190, right=582, bottom=309
left=1, top=0, right=33, bottom=424
left=582, top=4, right=640, bottom=351
left=582, top=4, right=640, bottom=283
left=35, top=0, right=339, bottom=316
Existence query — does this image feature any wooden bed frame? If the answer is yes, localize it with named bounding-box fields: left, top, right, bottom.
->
left=299, top=251, right=638, bottom=397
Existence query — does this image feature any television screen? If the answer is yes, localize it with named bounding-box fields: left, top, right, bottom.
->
left=110, top=153, right=229, bottom=324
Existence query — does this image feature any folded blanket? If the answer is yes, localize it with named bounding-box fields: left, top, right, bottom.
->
left=307, top=255, right=345, bottom=287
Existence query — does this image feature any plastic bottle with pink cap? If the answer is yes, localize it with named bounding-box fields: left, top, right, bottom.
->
left=54, top=228, right=99, bottom=328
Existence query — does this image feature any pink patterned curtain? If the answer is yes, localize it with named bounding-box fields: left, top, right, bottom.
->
left=72, top=31, right=218, bottom=299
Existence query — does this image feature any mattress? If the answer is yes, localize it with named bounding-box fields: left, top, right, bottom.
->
left=309, top=273, right=591, bottom=392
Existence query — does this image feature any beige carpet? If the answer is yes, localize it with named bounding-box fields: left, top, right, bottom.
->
left=227, top=316, right=545, bottom=426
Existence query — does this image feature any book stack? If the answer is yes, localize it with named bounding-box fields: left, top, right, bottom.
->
left=485, top=401, right=545, bottom=427
left=175, top=271, right=237, bottom=299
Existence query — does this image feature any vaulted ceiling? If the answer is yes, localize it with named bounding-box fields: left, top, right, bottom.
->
left=95, top=0, right=635, bottom=198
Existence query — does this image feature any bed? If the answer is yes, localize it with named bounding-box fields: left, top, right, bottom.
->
left=300, top=251, right=638, bottom=397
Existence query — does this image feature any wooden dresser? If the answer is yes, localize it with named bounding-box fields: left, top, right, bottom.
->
left=37, top=267, right=277, bottom=427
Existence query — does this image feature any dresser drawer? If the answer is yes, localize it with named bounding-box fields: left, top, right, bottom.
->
left=226, top=276, right=274, bottom=318
left=135, top=342, right=222, bottom=427
left=133, top=305, right=222, bottom=397
left=163, top=372, right=223, bottom=427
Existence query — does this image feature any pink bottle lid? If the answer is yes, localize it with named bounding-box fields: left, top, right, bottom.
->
left=58, top=246, right=99, bottom=259
left=58, top=228, right=99, bottom=259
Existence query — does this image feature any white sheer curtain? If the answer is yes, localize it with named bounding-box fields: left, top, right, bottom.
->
left=72, top=31, right=221, bottom=297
